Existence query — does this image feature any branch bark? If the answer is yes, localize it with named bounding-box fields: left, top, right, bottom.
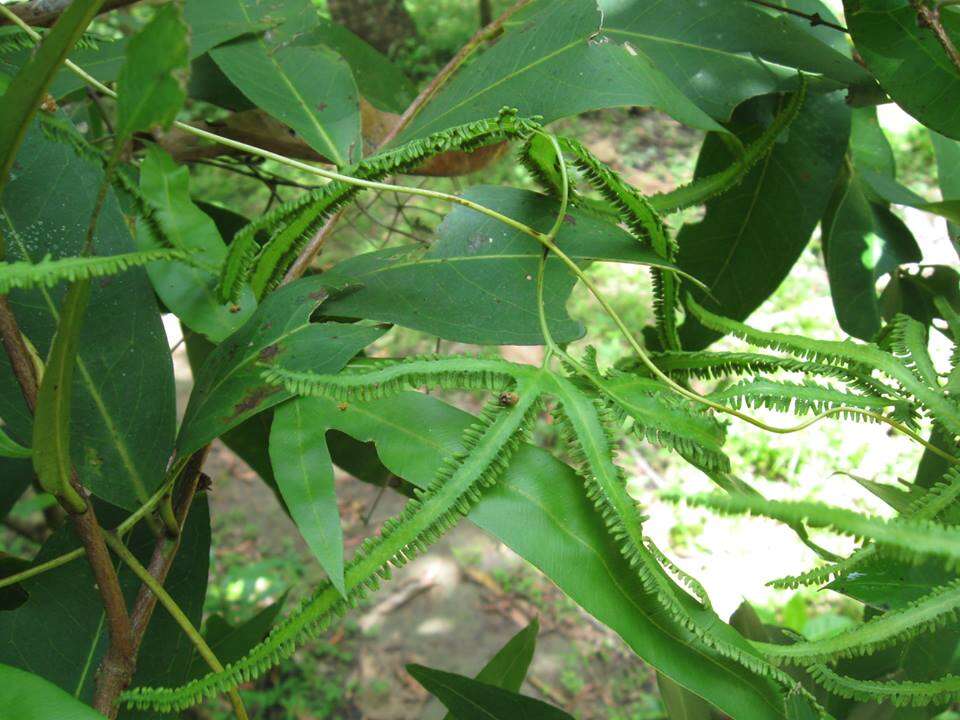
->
left=0, top=0, right=140, bottom=27
left=0, top=294, right=136, bottom=717
left=911, top=0, right=960, bottom=76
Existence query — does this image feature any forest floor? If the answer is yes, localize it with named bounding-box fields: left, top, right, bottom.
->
left=175, top=105, right=949, bottom=720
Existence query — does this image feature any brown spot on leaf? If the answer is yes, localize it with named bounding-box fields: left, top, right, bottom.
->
left=228, top=386, right=281, bottom=421
left=258, top=344, right=281, bottom=362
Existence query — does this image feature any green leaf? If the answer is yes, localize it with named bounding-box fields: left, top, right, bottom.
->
left=440, top=618, right=540, bottom=720
left=932, top=130, right=960, bottom=253
left=320, top=186, right=691, bottom=345
left=473, top=618, right=539, bottom=692
left=210, top=2, right=360, bottom=165
left=302, top=392, right=788, bottom=719
left=298, top=19, right=415, bottom=113
left=269, top=397, right=345, bottom=596
left=407, top=663, right=573, bottom=720
left=175, top=276, right=384, bottom=456
left=138, top=147, right=255, bottom=341
left=0, top=497, right=210, bottom=705
left=0, top=0, right=103, bottom=194
left=677, top=90, right=851, bottom=349
left=0, top=124, right=175, bottom=510
left=657, top=672, right=715, bottom=720
left=115, top=3, right=189, bottom=139
left=31, top=279, right=90, bottom=513
left=0, top=424, right=30, bottom=458
left=0, top=663, right=105, bottom=720
left=850, top=107, right=896, bottom=178
left=822, top=162, right=921, bottom=339
left=399, top=0, right=869, bottom=142
left=183, top=0, right=276, bottom=57
left=0, top=459, right=33, bottom=519
left=845, top=0, right=960, bottom=139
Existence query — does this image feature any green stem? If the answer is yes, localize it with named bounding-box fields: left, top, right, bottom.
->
left=0, top=468, right=179, bottom=591
left=101, top=531, right=249, bottom=720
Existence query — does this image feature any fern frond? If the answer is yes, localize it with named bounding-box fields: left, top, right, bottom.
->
left=218, top=108, right=543, bottom=302
left=642, top=350, right=904, bottom=399
left=770, top=468, right=960, bottom=590
left=590, top=370, right=730, bottom=471
left=0, top=250, right=186, bottom=294
left=686, top=296, right=960, bottom=438
left=708, top=378, right=910, bottom=422
left=885, top=314, right=940, bottom=389
left=649, top=76, right=807, bottom=214
left=768, top=545, right=874, bottom=590
left=0, top=27, right=107, bottom=54
left=753, top=580, right=960, bottom=664
left=807, top=663, right=960, bottom=707
left=554, top=136, right=680, bottom=349
left=262, top=355, right=530, bottom=402
left=905, top=467, right=960, bottom=523
left=122, top=383, right=545, bottom=712
left=546, top=374, right=793, bottom=687
left=667, top=492, right=960, bottom=568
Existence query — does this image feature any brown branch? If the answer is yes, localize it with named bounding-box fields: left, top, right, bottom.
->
left=911, top=0, right=960, bottom=76
left=0, top=0, right=141, bottom=27
left=0, top=293, right=136, bottom=716
left=742, top=0, right=848, bottom=33
left=283, top=0, right=531, bottom=284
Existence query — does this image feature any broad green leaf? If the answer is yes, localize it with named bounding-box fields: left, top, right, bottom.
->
left=269, top=397, right=346, bottom=596
left=297, top=19, right=415, bottom=114
left=677, top=90, right=850, bottom=349
left=138, top=147, right=255, bottom=341
left=0, top=424, right=30, bottom=458
left=0, top=0, right=103, bottom=193
left=175, top=276, right=384, bottom=456
left=399, top=0, right=868, bottom=143
left=183, top=0, right=277, bottom=57
left=882, top=265, right=960, bottom=332
left=827, top=557, right=953, bottom=611
left=845, top=0, right=960, bottom=139
left=0, top=125, right=175, bottom=510
left=822, top=162, right=921, bottom=339
left=31, top=279, right=90, bottom=513
left=0, top=458, right=32, bottom=518
left=439, top=612, right=539, bottom=720
left=115, top=3, right=189, bottom=139
left=298, top=392, right=788, bottom=719
left=408, top=663, right=573, bottom=720
left=932, top=130, right=960, bottom=252
left=320, top=186, right=691, bottom=345
left=850, top=107, right=896, bottom=178
left=473, top=618, right=539, bottom=692
left=0, top=663, right=105, bottom=720
left=210, top=0, right=360, bottom=165
left=0, top=497, right=210, bottom=705
left=657, top=672, right=715, bottom=720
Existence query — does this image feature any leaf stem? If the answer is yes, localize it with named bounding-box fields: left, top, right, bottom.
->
left=0, top=469, right=177, bottom=591
left=101, top=530, right=249, bottom=720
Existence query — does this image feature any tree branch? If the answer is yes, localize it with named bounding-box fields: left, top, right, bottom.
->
left=911, top=0, right=960, bottom=76
left=0, top=293, right=136, bottom=717
left=0, top=0, right=141, bottom=27
left=742, top=0, right=848, bottom=33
